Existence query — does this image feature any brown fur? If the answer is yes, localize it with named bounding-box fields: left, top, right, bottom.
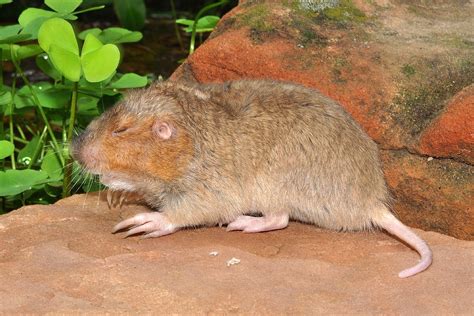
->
left=72, top=80, right=389, bottom=229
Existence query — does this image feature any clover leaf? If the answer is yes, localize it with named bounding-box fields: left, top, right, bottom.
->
left=38, top=18, right=120, bottom=83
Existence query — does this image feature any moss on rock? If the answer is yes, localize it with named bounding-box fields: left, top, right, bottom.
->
left=393, top=58, right=474, bottom=136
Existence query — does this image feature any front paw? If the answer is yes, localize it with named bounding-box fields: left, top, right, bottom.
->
left=112, top=212, right=178, bottom=238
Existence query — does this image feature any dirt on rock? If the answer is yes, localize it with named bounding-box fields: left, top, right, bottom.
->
left=0, top=194, right=473, bottom=314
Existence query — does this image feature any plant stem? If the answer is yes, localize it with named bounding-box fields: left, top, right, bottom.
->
left=189, top=0, right=228, bottom=54
left=73, top=5, right=106, bottom=15
left=10, top=54, right=65, bottom=167
left=16, top=125, right=26, bottom=140
left=0, top=48, right=3, bottom=87
left=8, top=77, right=16, bottom=169
left=62, top=82, right=78, bottom=198
left=12, top=136, right=28, bottom=144
left=170, top=0, right=184, bottom=51
left=28, top=126, right=47, bottom=169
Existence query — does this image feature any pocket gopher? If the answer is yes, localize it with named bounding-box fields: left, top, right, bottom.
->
left=71, top=80, right=432, bottom=278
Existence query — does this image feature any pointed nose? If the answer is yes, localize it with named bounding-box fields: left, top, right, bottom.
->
left=70, top=132, right=86, bottom=162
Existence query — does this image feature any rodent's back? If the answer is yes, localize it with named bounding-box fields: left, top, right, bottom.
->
left=176, top=80, right=390, bottom=230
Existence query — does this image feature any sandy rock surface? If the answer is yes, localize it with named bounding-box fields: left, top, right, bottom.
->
left=171, top=0, right=474, bottom=239
left=0, top=194, right=472, bottom=314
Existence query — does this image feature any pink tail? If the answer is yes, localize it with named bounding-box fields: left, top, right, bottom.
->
left=377, top=213, right=432, bottom=278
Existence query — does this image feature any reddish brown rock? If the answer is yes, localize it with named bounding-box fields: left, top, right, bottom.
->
left=0, top=194, right=473, bottom=313
left=380, top=149, right=474, bottom=239
left=171, top=0, right=474, bottom=239
left=418, top=85, right=474, bottom=164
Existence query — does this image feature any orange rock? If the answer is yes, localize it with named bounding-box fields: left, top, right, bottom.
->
left=0, top=194, right=472, bottom=313
left=418, top=85, right=474, bottom=164
left=380, top=149, right=474, bottom=240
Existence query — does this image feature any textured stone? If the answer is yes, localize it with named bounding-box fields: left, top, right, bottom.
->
left=0, top=194, right=472, bottom=314
left=380, top=149, right=474, bottom=239
left=418, top=85, right=474, bottom=164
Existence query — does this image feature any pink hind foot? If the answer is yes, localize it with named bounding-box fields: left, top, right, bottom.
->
left=226, top=214, right=289, bottom=233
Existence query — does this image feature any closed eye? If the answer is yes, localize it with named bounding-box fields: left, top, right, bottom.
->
left=112, top=127, right=129, bottom=136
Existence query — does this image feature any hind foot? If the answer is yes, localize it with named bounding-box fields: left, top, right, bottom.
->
left=226, top=214, right=289, bottom=233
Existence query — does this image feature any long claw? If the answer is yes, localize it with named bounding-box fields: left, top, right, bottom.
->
left=107, top=190, right=113, bottom=209
left=112, top=213, right=149, bottom=233
left=112, top=212, right=179, bottom=238
left=119, top=192, right=128, bottom=209
left=124, top=222, right=158, bottom=237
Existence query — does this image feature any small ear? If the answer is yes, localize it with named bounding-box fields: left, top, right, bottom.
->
left=152, top=120, right=175, bottom=140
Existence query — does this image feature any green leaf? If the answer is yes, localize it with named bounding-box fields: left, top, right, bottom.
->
left=195, top=15, right=220, bottom=32
left=78, top=28, right=101, bottom=40
left=0, top=44, right=41, bottom=61
left=77, top=94, right=99, bottom=115
left=81, top=44, right=120, bottom=82
left=13, top=96, right=34, bottom=109
left=36, top=88, right=71, bottom=109
left=177, top=16, right=220, bottom=33
left=15, top=44, right=43, bottom=60
left=13, top=83, right=54, bottom=109
left=0, top=34, right=31, bottom=44
left=99, top=27, right=142, bottom=44
left=17, top=135, right=40, bottom=166
left=0, top=0, right=13, bottom=4
left=14, top=90, right=35, bottom=108
left=0, top=25, right=21, bottom=39
left=78, top=76, right=115, bottom=95
left=49, top=44, right=81, bottom=82
left=44, top=183, right=62, bottom=197
left=0, top=140, right=14, bottom=159
left=38, top=18, right=79, bottom=55
left=19, top=17, right=49, bottom=40
left=175, top=19, right=194, bottom=27
left=45, top=0, right=82, bottom=14
left=81, top=33, right=103, bottom=56
left=0, top=169, right=48, bottom=196
left=18, top=8, right=55, bottom=28
left=0, top=90, right=12, bottom=106
left=36, top=53, right=61, bottom=80
left=109, top=73, right=148, bottom=89
left=0, top=25, right=28, bottom=44
left=79, top=27, right=142, bottom=44
left=113, top=0, right=146, bottom=31
left=41, top=150, right=63, bottom=180
left=0, top=44, right=12, bottom=61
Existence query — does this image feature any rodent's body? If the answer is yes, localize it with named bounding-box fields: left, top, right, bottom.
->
left=72, top=80, right=432, bottom=278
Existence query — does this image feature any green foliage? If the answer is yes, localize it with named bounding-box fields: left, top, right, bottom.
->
left=78, top=27, right=143, bottom=44
left=176, top=0, right=228, bottom=55
left=0, top=140, right=14, bottom=159
left=0, top=169, right=48, bottom=196
left=176, top=16, right=220, bottom=33
left=0, top=0, right=149, bottom=211
left=17, top=0, right=102, bottom=40
left=113, top=0, right=146, bottom=31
